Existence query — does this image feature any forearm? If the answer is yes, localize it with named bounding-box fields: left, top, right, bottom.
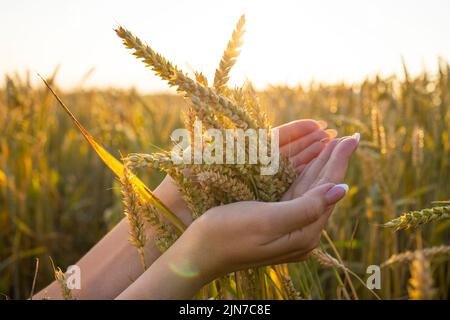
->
left=33, top=178, right=185, bottom=300
left=33, top=218, right=162, bottom=300
left=115, top=234, right=212, bottom=300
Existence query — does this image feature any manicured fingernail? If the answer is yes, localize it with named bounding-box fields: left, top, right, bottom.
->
left=325, top=128, right=337, bottom=138
left=317, top=120, right=328, bottom=129
left=325, top=183, right=349, bottom=204
left=352, top=132, right=360, bottom=143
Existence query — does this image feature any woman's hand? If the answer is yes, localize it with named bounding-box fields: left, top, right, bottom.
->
left=116, top=134, right=359, bottom=300
left=184, top=135, right=359, bottom=279
left=154, top=119, right=334, bottom=225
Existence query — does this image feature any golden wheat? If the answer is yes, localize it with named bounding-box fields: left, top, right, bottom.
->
left=384, top=205, right=450, bottom=230
left=213, top=15, right=245, bottom=94
left=382, top=245, right=450, bottom=268
left=54, top=267, right=73, bottom=300
left=115, top=26, right=257, bottom=130
left=120, top=168, right=148, bottom=270
left=280, top=274, right=302, bottom=300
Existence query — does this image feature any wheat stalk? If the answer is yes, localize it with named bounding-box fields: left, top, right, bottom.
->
left=408, top=251, right=436, bottom=300
left=382, top=245, right=450, bottom=268
left=384, top=205, right=450, bottom=230
left=371, top=105, right=387, bottom=155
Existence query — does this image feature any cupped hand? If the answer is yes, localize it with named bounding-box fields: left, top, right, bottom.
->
left=168, top=134, right=359, bottom=283
left=154, top=119, right=334, bottom=225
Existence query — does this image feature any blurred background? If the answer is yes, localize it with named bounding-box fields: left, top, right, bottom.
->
left=2, top=0, right=450, bottom=92
left=0, top=0, right=449, bottom=299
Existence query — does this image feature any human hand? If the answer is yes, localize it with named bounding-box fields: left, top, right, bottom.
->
left=167, top=134, right=359, bottom=284
left=154, top=119, right=334, bottom=225
left=166, top=182, right=348, bottom=288
left=116, top=132, right=359, bottom=300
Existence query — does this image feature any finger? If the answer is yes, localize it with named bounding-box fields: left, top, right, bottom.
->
left=258, top=250, right=311, bottom=267
left=269, top=183, right=338, bottom=234
left=317, top=120, right=328, bottom=130
left=289, top=139, right=340, bottom=197
left=270, top=250, right=313, bottom=265
left=290, top=140, right=327, bottom=167
left=280, top=129, right=329, bottom=158
left=315, top=134, right=360, bottom=186
left=270, top=184, right=348, bottom=255
left=275, top=120, right=321, bottom=146
left=304, top=184, right=348, bottom=233
left=295, top=164, right=307, bottom=175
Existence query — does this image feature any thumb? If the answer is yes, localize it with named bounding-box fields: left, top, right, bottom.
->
left=272, top=183, right=348, bottom=233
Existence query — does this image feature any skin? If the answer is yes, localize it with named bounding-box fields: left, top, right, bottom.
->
left=34, top=119, right=357, bottom=300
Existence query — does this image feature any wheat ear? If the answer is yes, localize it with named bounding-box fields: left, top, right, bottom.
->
left=115, top=26, right=257, bottom=129
left=311, top=249, right=382, bottom=300
left=197, top=170, right=255, bottom=201
left=120, top=167, right=148, bottom=270
left=311, top=249, right=347, bottom=270
left=213, top=15, right=245, bottom=93
left=48, top=257, right=73, bottom=301
left=280, top=274, right=302, bottom=300
left=54, top=267, right=73, bottom=300
left=384, top=205, right=450, bottom=230
left=382, top=245, right=450, bottom=268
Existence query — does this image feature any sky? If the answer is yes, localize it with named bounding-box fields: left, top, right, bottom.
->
left=1, top=0, right=450, bottom=93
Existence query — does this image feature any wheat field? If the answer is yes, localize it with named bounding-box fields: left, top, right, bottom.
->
left=1, top=16, right=449, bottom=300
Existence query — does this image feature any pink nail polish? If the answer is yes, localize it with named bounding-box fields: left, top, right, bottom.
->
left=325, top=184, right=349, bottom=204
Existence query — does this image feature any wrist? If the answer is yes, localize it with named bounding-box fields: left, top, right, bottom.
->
left=166, top=225, right=218, bottom=287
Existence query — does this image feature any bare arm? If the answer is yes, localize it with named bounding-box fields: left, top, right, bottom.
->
left=33, top=178, right=190, bottom=300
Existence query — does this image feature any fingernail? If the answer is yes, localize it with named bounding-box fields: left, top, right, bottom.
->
left=325, top=128, right=337, bottom=138
left=325, top=183, right=349, bottom=204
left=320, top=137, right=330, bottom=143
left=317, top=120, right=328, bottom=129
left=352, top=132, right=360, bottom=143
